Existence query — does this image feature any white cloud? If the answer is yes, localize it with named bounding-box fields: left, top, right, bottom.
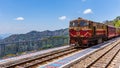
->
left=15, top=17, right=24, bottom=21
left=83, top=9, right=93, bottom=14
left=58, top=16, right=67, bottom=21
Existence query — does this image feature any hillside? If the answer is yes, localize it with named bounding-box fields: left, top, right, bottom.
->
left=0, top=28, right=69, bottom=58
left=104, top=16, right=120, bottom=27
left=0, top=28, right=68, bottom=43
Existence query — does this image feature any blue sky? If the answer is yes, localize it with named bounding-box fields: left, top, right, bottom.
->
left=0, top=0, right=120, bottom=34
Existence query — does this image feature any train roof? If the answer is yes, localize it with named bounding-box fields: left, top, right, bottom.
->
left=70, top=17, right=88, bottom=22
left=70, top=17, right=120, bottom=29
left=70, top=17, right=104, bottom=24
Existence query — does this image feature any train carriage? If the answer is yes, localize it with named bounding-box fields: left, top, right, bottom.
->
left=116, top=27, right=120, bottom=36
left=107, top=25, right=116, bottom=39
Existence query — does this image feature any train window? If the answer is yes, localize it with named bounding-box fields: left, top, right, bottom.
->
left=70, top=21, right=78, bottom=27
left=70, top=22, right=73, bottom=27
left=73, top=22, right=78, bottom=27
left=80, top=21, right=88, bottom=26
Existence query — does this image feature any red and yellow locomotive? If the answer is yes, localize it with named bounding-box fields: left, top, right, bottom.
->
left=69, top=17, right=120, bottom=47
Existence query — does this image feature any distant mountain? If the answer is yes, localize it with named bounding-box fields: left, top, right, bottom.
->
left=0, top=36, right=2, bottom=40
left=1, top=28, right=68, bottom=43
left=0, top=33, right=12, bottom=39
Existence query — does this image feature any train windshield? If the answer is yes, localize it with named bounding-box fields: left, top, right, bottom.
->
left=70, top=21, right=78, bottom=27
left=80, top=21, right=88, bottom=26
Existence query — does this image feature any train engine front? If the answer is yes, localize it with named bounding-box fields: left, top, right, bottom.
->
left=69, top=18, right=92, bottom=47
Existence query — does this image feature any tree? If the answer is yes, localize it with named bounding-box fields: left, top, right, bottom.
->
left=114, top=20, right=120, bottom=27
left=114, top=16, right=120, bottom=27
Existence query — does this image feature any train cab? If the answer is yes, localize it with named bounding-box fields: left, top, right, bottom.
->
left=69, top=18, right=92, bottom=47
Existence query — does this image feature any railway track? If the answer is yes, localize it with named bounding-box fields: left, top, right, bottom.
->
left=71, top=40, right=120, bottom=68
left=87, top=43, right=120, bottom=68
left=1, top=46, right=81, bottom=68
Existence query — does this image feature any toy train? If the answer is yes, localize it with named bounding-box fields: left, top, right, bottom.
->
left=69, top=17, right=120, bottom=47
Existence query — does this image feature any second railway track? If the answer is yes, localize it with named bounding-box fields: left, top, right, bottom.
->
left=71, top=39, right=120, bottom=68
left=87, top=43, right=120, bottom=68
